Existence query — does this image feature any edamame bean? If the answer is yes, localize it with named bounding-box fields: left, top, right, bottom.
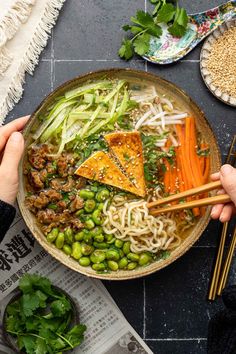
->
left=105, top=234, right=115, bottom=243
left=75, top=231, right=84, bottom=241
left=94, top=234, right=104, bottom=243
left=107, top=260, right=118, bottom=271
left=114, top=239, right=124, bottom=248
left=55, top=232, right=65, bottom=249
left=127, top=262, right=138, bottom=270
left=127, top=253, right=140, bottom=262
left=119, top=249, right=125, bottom=258
left=92, top=209, right=102, bottom=225
left=81, top=244, right=94, bottom=256
left=51, top=228, right=59, bottom=238
left=139, top=253, right=152, bottom=266
left=79, top=257, right=91, bottom=267
left=93, top=242, right=108, bottom=249
left=97, top=203, right=104, bottom=211
left=79, top=189, right=95, bottom=200
left=106, top=249, right=120, bottom=261
left=92, top=263, right=106, bottom=271
left=63, top=244, right=72, bottom=255
left=90, top=250, right=106, bottom=263
left=71, top=242, right=82, bottom=260
left=95, top=189, right=110, bottom=202
left=85, top=219, right=95, bottom=230
left=84, top=199, right=96, bottom=213
left=123, top=241, right=131, bottom=255
left=47, top=232, right=57, bottom=243
left=91, top=226, right=103, bottom=236
left=83, top=233, right=93, bottom=244
left=118, top=257, right=128, bottom=269
left=75, top=209, right=84, bottom=217
left=64, top=228, right=74, bottom=244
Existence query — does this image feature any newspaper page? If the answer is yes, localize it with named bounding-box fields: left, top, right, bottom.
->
left=0, top=211, right=153, bottom=354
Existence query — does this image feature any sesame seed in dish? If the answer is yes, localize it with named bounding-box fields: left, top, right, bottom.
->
left=205, top=26, right=236, bottom=98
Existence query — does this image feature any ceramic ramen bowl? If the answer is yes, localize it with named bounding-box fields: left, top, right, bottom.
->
left=18, top=68, right=221, bottom=280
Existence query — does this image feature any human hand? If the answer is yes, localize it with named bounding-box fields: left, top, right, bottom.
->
left=210, top=164, right=236, bottom=222
left=0, top=116, right=29, bottom=205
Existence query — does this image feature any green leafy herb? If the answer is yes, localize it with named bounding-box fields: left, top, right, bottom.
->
left=142, top=133, right=175, bottom=188
left=119, top=0, right=189, bottom=60
left=5, top=274, right=86, bottom=354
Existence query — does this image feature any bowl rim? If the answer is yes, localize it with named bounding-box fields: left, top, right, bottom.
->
left=18, top=67, right=222, bottom=281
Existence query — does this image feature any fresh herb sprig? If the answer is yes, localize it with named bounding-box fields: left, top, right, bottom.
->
left=5, top=274, right=86, bottom=354
left=119, top=0, right=188, bottom=60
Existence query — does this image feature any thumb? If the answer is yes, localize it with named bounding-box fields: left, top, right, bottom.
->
left=1, top=132, right=24, bottom=175
left=220, top=164, right=236, bottom=206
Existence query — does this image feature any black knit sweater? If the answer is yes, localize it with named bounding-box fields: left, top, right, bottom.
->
left=0, top=200, right=16, bottom=242
left=208, top=286, right=236, bottom=354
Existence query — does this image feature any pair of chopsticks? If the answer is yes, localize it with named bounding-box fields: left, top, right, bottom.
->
left=148, top=180, right=230, bottom=215
left=208, top=135, right=236, bottom=300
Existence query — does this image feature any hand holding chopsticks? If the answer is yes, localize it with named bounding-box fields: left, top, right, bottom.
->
left=148, top=165, right=236, bottom=220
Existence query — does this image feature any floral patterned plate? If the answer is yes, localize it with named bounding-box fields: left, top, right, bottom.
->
left=143, top=0, right=236, bottom=64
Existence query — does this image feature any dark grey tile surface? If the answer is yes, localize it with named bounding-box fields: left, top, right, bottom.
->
left=7, top=61, right=52, bottom=122
left=5, top=1, right=236, bottom=353
left=53, top=59, right=145, bottom=88
left=146, top=340, right=207, bottom=354
left=104, top=279, right=144, bottom=335
left=145, top=248, right=223, bottom=339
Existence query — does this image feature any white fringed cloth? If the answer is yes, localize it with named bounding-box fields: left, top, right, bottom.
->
left=0, top=0, right=66, bottom=124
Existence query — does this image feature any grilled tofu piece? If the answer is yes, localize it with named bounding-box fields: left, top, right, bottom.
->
left=75, top=151, right=142, bottom=196
left=104, top=131, right=146, bottom=197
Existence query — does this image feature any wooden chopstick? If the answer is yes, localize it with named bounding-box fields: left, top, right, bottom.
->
left=150, top=194, right=231, bottom=216
left=208, top=222, right=229, bottom=301
left=147, top=180, right=222, bottom=209
left=217, top=226, right=236, bottom=295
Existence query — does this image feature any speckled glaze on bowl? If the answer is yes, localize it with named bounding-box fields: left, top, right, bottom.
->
left=18, top=68, right=221, bottom=281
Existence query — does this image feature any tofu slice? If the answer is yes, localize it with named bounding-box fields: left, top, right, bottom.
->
left=75, top=151, right=143, bottom=196
left=104, top=131, right=146, bottom=197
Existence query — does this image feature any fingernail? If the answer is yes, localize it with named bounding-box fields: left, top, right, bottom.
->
left=10, top=132, right=22, bottom=142
left=219, top=214, right=224, bottom=222
left=211, top=206, right=216, bottom=216
left=221, top=164, right=233, bottom=176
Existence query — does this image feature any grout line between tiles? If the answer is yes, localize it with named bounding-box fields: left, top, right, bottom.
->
left=53, top=59, right=145, bottom=62
left=145, top=338, right=207, bottom=341
left=143, top=279, right=146, bottom=339
left=50, top=59, right=53, bottom=91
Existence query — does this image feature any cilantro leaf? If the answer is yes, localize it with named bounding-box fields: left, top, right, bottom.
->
left=65, top=324, right=87, bottom=348
left=118, top=39, right=133, bottom=60
left=35, top=338, right=48, bottom=354
left=50, top=297, right=71, bottom=317
left=135, top=10, right=154, bottom=26
left=21, top=335, right=36, bottom=354
left=175, top=7, right=188, bottom=28
left=21, top=294, right=40, bottom=317
left=130, top=26, right=143, bottom=35
left=157, top=3, right=176, bottom=23
left=133, top=33, right=150, bottom=56
left=122, top=24, right=131, bottom=31
left=168, top=22, right=186, bottom=37
left=19, top=274, right=52, bottom=296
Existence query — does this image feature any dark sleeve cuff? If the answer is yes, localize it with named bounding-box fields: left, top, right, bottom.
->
left=0, top=200, right=16, bottom=242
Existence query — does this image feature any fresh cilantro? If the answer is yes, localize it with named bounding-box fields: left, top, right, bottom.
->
left=133, top=33, right=151, bottom=56
left=50, top=297, right=71, bottom=317
left=118, top=39, right=133, bottom=60
left=156, top=3, right=176, bottom=23
left=119, top=1, right=189, bottom=60
left=5, top=274, right=86, bottom=354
